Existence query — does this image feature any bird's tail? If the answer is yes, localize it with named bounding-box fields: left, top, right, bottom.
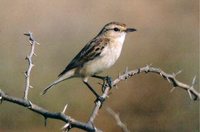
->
left=41, top=69, right=75, bottom=95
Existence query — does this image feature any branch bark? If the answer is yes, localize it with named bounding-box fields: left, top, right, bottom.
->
left=23, top=32, right=39, bottom=100
left=0, top=89, right=96, bottom=132
left=112, top=65, right=199, bottom=101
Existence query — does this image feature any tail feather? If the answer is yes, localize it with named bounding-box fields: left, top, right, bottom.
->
left=41, top=80, right=59, bottom=95
left=41, top=69, right=75, bottom=95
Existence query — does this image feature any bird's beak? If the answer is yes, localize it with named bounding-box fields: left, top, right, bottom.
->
left=125, top=28, right=137, bottom=33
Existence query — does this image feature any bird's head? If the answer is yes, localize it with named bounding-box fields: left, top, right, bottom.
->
left=98, top=22, right=137, bottom=39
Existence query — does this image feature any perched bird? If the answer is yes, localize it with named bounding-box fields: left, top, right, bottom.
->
left=42, top=22, right=136, bottom=101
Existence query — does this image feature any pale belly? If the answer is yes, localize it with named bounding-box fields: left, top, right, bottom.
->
left=80, top=44, right=123, bottom=76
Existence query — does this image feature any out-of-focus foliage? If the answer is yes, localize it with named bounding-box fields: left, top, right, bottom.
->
left=0, top=0, right=199, bottom=132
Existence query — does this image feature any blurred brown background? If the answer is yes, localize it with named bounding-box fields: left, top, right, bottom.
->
left=0, top=0, right=199, bottom=132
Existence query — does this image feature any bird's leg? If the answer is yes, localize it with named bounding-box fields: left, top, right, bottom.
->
left=92, top=75, right=112, bottom=92
left=83, top=81, right=105, bottom=103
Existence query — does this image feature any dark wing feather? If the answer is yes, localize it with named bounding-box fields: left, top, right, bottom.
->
left=58, top=37, right=109, bottom=77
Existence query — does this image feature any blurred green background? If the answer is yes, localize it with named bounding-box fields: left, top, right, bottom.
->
left=0, top=0, right=199, bottom=132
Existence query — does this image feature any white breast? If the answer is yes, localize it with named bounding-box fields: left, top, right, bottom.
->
left=117, top=33, right=126, bottom=45
left=81, top=33, right=126, bottom=76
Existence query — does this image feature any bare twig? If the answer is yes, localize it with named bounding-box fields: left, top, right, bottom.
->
left=0, top=32, right=100, bottom=132
left=86, top=65, right=199, bottom=131
left=112, top=65, right=199, bottom=101
left=106, top=107, right=130, bottom=132
left=88, top=86, right=110, bottom=124
left=0, top=90, right=97, bottom=132
left=23, top=32, right=39, bottom=100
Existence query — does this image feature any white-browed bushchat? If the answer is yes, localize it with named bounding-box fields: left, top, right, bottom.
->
left=42, top=22, right=136, bottom=101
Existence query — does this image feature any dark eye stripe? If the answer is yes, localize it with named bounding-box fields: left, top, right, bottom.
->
left=104, top=28, right=120, bottom=32
left=114, top=27, right=120, bottom=32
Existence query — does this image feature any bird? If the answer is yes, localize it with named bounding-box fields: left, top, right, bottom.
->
left=42, top=22, right=136, bottom=101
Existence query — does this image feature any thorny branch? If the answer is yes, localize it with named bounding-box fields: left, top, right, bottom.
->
left=106, top=107, right=130, bottom=132
left=0, top=89, right=97, bottom=132
left=0, top=32, right=199, bottom=132
left=23, top=32, right=39, bottom=100
left=113, top=65, right=199, bottom=101
left=82, top=65, right=199, bottom=131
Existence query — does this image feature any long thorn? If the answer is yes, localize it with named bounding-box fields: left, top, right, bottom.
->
left=192, top=76, right=196, bottom=86
left=62, top=104, right=68, bottom=114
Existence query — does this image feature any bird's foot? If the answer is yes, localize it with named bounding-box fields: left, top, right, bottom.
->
left=102, top=76, right=112, bottom=92
left=105, top=76, right=112, bottom=88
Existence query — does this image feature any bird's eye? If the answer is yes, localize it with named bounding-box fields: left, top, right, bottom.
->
left=114, top=27, right=120, bottom=32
